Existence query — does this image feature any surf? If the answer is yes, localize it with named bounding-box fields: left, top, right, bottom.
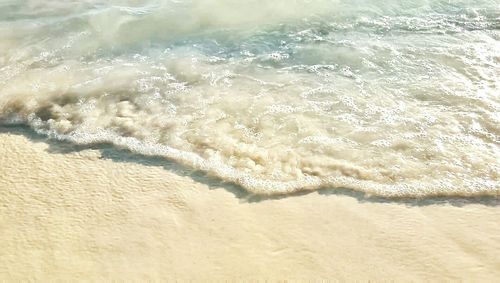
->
left=0, top=0, right=498, bottom=197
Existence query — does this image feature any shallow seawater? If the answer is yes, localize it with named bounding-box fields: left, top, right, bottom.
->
left=0, top=0, right=498, bottom=197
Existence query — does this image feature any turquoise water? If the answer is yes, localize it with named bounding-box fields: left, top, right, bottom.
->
left=0, top=0, right=498, bottom=197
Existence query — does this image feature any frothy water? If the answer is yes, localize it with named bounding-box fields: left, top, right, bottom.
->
left=1, top=0, right=499, bottom=197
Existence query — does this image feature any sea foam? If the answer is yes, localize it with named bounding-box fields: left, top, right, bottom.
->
left=0, top=0, right=499, bottom=197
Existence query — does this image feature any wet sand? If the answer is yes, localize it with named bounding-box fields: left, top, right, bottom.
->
left=0, top=127, right=499, bottom=281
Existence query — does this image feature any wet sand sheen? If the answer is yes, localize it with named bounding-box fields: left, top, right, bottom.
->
left=0, top=129, right=499, bottom=280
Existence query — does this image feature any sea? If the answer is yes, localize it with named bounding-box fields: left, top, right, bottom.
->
left=0, top=0, right=498, bottom=197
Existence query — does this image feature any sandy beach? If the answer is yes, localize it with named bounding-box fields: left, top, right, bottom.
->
left=1, top=0, right=499, bottom=281
left=0, top=126, right=498, bottom=281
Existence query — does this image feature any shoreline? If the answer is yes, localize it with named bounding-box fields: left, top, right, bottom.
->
left=2, top=125, right=498, bottom=203
left=1, top=127, right=499, bottom=280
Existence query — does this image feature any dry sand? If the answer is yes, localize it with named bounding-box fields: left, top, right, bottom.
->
left=1, top=127, right=499, bottom=281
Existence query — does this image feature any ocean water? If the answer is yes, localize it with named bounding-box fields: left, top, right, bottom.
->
left=0, top=0, right=498, bottom=197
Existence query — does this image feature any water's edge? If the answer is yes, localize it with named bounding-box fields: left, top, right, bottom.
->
left=2, top=124, right=498, bottom=206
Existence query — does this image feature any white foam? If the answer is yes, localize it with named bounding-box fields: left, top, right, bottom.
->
left=0, top=0, right=499, bottom=198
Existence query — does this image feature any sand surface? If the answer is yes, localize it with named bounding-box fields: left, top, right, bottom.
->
left=1, top=127, right=499, bottom=281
